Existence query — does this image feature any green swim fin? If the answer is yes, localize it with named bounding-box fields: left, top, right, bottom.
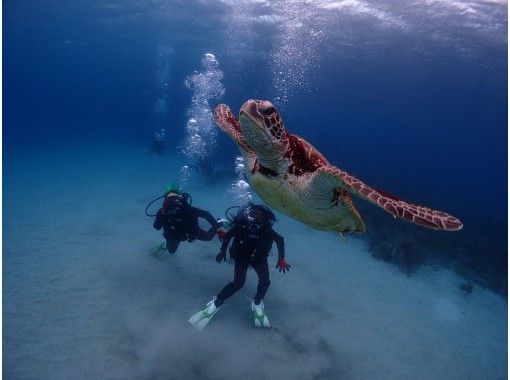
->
left=251, top=301, right=271, bottom=328
left=150, top=240, right=167, bottom=255
left=189, top=298, right=219, bottom=331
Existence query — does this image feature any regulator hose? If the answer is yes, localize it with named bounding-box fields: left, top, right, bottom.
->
left=145, top=195, right=165, bottom=217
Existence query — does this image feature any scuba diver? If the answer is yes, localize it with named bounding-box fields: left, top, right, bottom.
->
left=144, top=128, right=166, bottom=156
left=151, top=184, right=224, bottom=254
left=189, top=203, right=291, bottom=330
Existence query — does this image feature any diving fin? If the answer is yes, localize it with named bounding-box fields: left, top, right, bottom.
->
left=150, top=240, right=167, bottom=255
left=251, top=300, right=271, bottom=328
left=188, top=298, right=219, bottom=331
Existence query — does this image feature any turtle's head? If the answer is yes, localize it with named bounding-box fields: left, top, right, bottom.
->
left=240, top=99, right=288, bottom=171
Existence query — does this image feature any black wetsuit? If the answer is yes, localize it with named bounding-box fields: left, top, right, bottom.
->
left=153, top=206, right=220, bottom=254
left=215, top=225, right=285, bottom=305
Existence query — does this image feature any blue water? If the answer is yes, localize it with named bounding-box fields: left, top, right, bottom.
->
left=4, top=1, right=508, bottom=379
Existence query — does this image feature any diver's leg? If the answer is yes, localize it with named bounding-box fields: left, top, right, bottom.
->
left=165, top=235, right=180, bottom=254
left=250, top=260, right=271, bottom=328
left=215, top=259, right=249, bottom=306
left=194, top=226, right=216, bottom=241
left=251, top=260, right=270, bottom=305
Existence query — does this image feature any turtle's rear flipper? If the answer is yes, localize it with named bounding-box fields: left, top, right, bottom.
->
left=310, top=165, right=463, bottom=231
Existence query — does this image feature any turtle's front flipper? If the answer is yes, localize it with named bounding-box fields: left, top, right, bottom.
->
left=311, top=165, right=463, bottom=231
left=214, top=104, right=257, bottom=172
left=213, top=104, right=251, bottom=152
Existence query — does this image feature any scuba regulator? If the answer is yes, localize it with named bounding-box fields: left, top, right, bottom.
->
left=162, top=193, right=191, bottom=217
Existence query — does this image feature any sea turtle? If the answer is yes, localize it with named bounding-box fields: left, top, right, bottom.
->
left=213, top=99, right=463, bottom=233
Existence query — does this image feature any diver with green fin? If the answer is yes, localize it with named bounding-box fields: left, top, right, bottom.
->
left=146, top=183, right=225, bottom=255
left=189, top=203, right=290, bottom=330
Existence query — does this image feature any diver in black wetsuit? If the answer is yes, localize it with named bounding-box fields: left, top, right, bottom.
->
left=188, top=203, right=290, bottom=329
left=153, top=191, right=223, bottom=254
left=145, top=128, right=166, bottom=156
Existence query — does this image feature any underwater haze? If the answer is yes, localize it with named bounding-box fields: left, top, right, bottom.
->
left=4, top=1, right=508, bottom=379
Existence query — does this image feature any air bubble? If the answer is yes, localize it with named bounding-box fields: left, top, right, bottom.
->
left=179, top=53, right=225, bottom=181
left=227, top=156, right=252, bottom=203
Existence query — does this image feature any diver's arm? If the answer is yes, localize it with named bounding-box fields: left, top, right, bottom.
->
left=270, top=229, right=285, bottom=259
left=271, top=230, right=290, bottom=273
left=153, top=209, right=165, bottom=230
left=219, top=226, right=236, bottom=252
left=193, top=207, right=221, bottom=230
left=216, top=226, right=236, bottom=263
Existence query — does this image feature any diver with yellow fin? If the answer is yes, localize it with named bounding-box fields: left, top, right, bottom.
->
left=189, top=203, right=290, bottom=330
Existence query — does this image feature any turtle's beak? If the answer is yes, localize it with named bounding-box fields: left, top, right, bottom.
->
left=240, top=99, right=276, bottom=132
left=239, top=100, right=274, bottom=151
left=240, top=100, right=265, bottom=136
left=240, top=100, right=260, bottom=123
left=239, top=112, right=262, bottom=138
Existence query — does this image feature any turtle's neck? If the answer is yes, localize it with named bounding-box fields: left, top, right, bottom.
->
left=256, top=146, right=287, bottom=175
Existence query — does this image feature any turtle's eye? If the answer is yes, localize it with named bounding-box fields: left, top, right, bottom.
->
left=261, top=107, right=275, bottom=116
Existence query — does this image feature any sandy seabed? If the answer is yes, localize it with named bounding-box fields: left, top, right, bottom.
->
left=3, top=144, right=507, bottom=379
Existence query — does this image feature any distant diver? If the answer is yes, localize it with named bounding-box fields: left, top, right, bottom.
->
left=147, top=183, right=224, bottom=255
left=213, top=99, right=463, bottom=234
left=144, top=128, right=166, bottom=156
left=189, top=203, right=290, bottom=330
